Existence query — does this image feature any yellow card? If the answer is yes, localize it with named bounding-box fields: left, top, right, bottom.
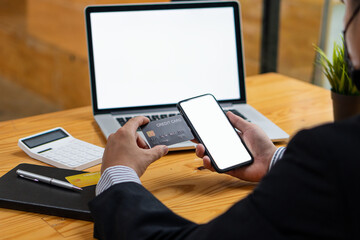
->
left=65, top=171, right=101, bottom=188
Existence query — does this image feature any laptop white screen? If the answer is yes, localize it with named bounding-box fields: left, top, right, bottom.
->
left=90, top=7, right=241, bottom=110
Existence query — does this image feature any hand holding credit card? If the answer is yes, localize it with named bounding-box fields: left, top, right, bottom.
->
left=141, top=115, right=194, bottom=148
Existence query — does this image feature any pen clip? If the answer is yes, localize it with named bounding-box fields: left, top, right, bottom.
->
left=19, top=174, right=39, bottom=182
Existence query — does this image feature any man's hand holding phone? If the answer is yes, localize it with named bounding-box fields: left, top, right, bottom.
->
left=196, top=111, right=277, bottom=182
left=178, top=94, right=255, bottom=172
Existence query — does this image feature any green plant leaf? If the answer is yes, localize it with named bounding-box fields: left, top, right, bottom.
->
left=314, top=37, right=360, bottom=96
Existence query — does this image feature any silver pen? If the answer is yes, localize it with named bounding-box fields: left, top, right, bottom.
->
left=16, top=169, right=83, bottom=191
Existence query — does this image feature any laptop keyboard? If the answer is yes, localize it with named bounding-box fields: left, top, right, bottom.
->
left=116, top=113, right=178, bottom=127
left=116, top=109, right=248, bottom=130
left=116, top=113, right=179, bottom=131
left=228, top=109, right=249, bottom=121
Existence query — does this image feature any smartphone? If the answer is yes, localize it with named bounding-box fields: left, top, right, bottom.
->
left=177, top=94, right=253, bottom=172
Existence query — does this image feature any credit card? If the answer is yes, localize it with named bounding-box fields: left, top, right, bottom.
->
left=141, top=115, right=194, bottom=148
left=65, top=171, right=101, bottom=188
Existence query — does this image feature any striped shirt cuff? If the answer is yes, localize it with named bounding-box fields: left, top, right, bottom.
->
left=269, top=147, right=286, bottom=171
left=96, top=165, right=141, bottom=196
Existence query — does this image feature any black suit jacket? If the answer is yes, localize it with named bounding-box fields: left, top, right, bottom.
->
left=89, top=116, right=360, bottom=239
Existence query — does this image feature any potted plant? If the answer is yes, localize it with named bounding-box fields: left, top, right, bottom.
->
left=315, top=40, right=360, bottom=121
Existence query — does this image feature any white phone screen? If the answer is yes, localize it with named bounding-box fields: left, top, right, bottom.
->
left=179, top=94, right=252, bottom=171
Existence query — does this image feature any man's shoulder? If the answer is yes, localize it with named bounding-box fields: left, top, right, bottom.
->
left=285, top=115, right=360, bottom=173
left=292, top=115, right=360, bottom=146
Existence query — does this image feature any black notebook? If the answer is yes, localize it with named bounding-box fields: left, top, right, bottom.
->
left=0, top=163, right=96, bottom=221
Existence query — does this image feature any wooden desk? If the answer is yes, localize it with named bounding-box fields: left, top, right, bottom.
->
left=0, top=73, right=333, bottom=239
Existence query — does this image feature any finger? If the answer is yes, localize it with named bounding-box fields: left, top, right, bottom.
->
left=124, top=116, right=150, bottom=133
left=136, top=133, right=149, bottom=149
left=191, top=139, right=199, bottom=144
left=195, top=144, right=205, bottom=158
left=203, top=156, right=215, bottom=172
left=147, top=145, right=169, bottom=162
left=226, top=111, right=251, bottom=132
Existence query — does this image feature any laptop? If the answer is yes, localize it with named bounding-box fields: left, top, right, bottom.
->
left=85, top=1, right=289, bottom=150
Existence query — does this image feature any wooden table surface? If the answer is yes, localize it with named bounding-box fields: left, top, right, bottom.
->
left=0, top=73, right=333, bottom=239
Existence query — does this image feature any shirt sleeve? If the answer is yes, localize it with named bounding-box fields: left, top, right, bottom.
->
left=96, top=165, right=141, bottom=196
left=269, top=147, right=286, bottom=171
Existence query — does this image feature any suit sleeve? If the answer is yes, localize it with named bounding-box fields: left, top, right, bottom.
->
left=89, top=181, right=284, bottom=240
left=89, top=182, right=197, bottom=240
left=89, top=128, right=346, bottom=240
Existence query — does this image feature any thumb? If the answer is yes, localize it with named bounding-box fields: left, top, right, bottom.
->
left=148, top=145, right=169, bottom=161
left=226, top=111, right=251, bottom=132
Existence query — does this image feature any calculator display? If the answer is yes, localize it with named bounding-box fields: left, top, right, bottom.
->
left=22, top=129, right=69, bottom=148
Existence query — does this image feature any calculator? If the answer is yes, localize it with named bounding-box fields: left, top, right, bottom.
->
left=18, top=127, right=104, bottom=170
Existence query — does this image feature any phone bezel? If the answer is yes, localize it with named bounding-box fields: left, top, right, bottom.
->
left=177, top=93, right=253, bottom=173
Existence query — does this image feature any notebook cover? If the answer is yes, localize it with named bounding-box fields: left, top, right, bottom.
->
left=0, top=163, right=96, bottom=221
